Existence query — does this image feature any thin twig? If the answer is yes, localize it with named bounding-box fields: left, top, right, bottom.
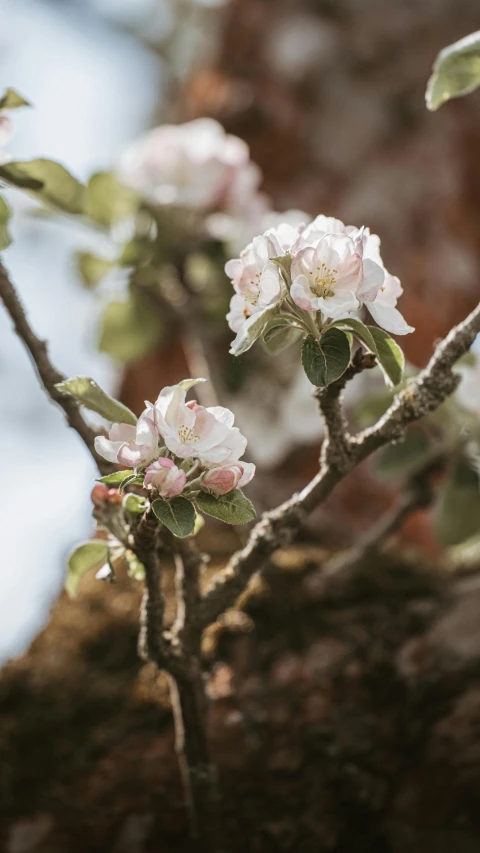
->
left=200, top=303, right=480, bottom=626
left=134, top=509, right=169, bottom=666
left=0, top=260, right=113, bottom=475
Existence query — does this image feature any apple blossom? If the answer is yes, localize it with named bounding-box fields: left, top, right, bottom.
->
left=290, top=233, right=364, bottom=318
left=154, top=382, right=248, bottom=466
left=202, top=461, right=256, bottom=495
left=94, top=413, right=159, bottom=468
left=225, top=234, right=285, bottom=333
left=118, top=118, right=261, bottom=214
left=144, top=457, right=187, bottom=498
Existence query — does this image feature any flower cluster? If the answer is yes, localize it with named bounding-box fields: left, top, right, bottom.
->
left=117, top=118, right=262, bottom=218
left=226, top=214, right=413, bottom=355
left=94, top=379, right=255, bottom=499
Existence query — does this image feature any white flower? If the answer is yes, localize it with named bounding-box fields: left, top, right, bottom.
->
left=154, top=382, right=248, bottom=465
left=290, top=233, right=363, bottom=318
left=225, top=234, right=284, bottom=332
left=118, top=118, right=260, bottom=213
left=144, top=457, right=186, bottom=498
left=346, top=226, right=413, bottom=335
left=94, top=413, right=159, bottom=468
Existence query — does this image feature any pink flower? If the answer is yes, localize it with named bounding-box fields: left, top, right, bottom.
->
left=202, top=461, right=256, bottom=495
left=94, top=411, right=159, bottom=468
left=154, top=380, right=248, bottom=465
left=144, top=457, right=186, bottom=498
left=225, top=234, right=284, bottom=333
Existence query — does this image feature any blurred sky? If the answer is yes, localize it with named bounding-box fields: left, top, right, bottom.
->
left=0, top=0, right=163, bottom=663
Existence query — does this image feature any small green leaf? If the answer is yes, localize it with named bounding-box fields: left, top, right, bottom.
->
left=55, top=376, right=137, bottom=425
left=0, top=195, right=11, bottom=250
left=125, top=550, right=145, bottom=580
left=76, top=251, right=113, bottom=288
left=152, top=496, right=196, bottom=538
left=66, top=541, right=109, bottom=597
left=230, top=304, right=280, bottom=356
left=263, top=320, right=302, bottom=355
left=96, top=470, right=133, bottom=485
left=368, top=326, right=404, bottom=387
left=119, top=473, right=138, bottom=494
left=301, top=329, right=351, bottom=387
left=0, top=159, right=86, bottom=214
left=434, top=456, right=480, bottom=546
left=426, top=30, right=480, bottom=110
left=99, top=297, right=164, bottom=364
left=375, top=428, right=431, bottom=480
left=86, top=171, right=137, bottom=227
left=123, top=493, right=147, bottom=514
left=196, top=489, right=256, bottom=525
left=0, top=88, right=30, bottom=110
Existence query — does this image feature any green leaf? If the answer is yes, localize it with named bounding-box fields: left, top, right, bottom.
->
left=99, top=297, right=164, bottom=364
left=196, top=489, right=256, bottom=525
left=434, top=456, right=480, bottom=546
left=123, top=493, right=147, bottom=514
left=230, top=304, right=280, bottom=356
left=76, top=251, right=113, bottom=288
left=0, top=195, right=11, bottom=250
left=263, top=320, right=302, bottom=355
left=333, top=317, right=377, bottom=354
left=86, top=171, right=137, bottom=227
left=426, top=30, right=480, bottom=110
left=301, top=329, right=351, bottom=387
left=119, top=473, right=138, bottom=494
left=368, top=326, right=404, bottom=387
left=125, top=550, right=145, bottom=581
left=375, top=428, right=431, bottom=480
left=96, top=470, right=133, bottom=485
left=55, top=376, right=137, bottom=425
left=0, top=159, right=86, bottom=214
left=0, top=88, right=30, bottom=110
left=152, top=496, right=196, bottom=538
left=65, top=541, right=109, bottom=597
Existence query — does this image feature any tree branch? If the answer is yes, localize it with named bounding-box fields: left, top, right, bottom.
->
left=200, top=303, right=480, bottom=626
left=0, top=260, right=112, bottom=474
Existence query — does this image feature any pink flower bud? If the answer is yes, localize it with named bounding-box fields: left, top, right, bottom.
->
left=144, top=457, right=186, bottom=498
left=107, top=488, right=123, bottom=505
left=202, top=461, right=255, bottom=495
left=91, top=483, right=109, bottom=506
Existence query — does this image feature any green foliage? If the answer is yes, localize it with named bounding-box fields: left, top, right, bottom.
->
left=118, top=473, right=140, bottom=494
left=99, top=296, right=164, bottom=364
left=55, top=376, right=137, bottom=425
left=86, top=171, right=137, bottom=227
left=263, top=319, right=302, bottom=354
left=76, top=252, right=113, bottom=288
left=152, top=496, right=196, bottom=537
left=375, top=428, right=431, bottom=480
left=0, top=195, right=11, bottom=250
left=196, top=489, right=256, bottom=525
left=434, top=456, right=480, bottom=546
left=123, top=493, right=147, bottom=514
left=230, top=305, right=279, bottom=356
left=96, top=470, right=132, bottom=485
left=368, top=327, right=404, bottom=387
left=0, top=88, right=30, bottom=110
left=0, top=159, right=85, bottom=214
left=65, top=541, right=109, bottom=597
left=426, top=31, right=480, bottom=110
left=301, top=329, right=351, bottom=387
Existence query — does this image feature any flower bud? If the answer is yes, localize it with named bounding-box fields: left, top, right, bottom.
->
left=91, top=483, right=109, bottom=506
left=202, top=461, right=255, bottom=495
left=144, top=457, right=186, bottom=498
left=107, top=488, right=123, bottom=505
